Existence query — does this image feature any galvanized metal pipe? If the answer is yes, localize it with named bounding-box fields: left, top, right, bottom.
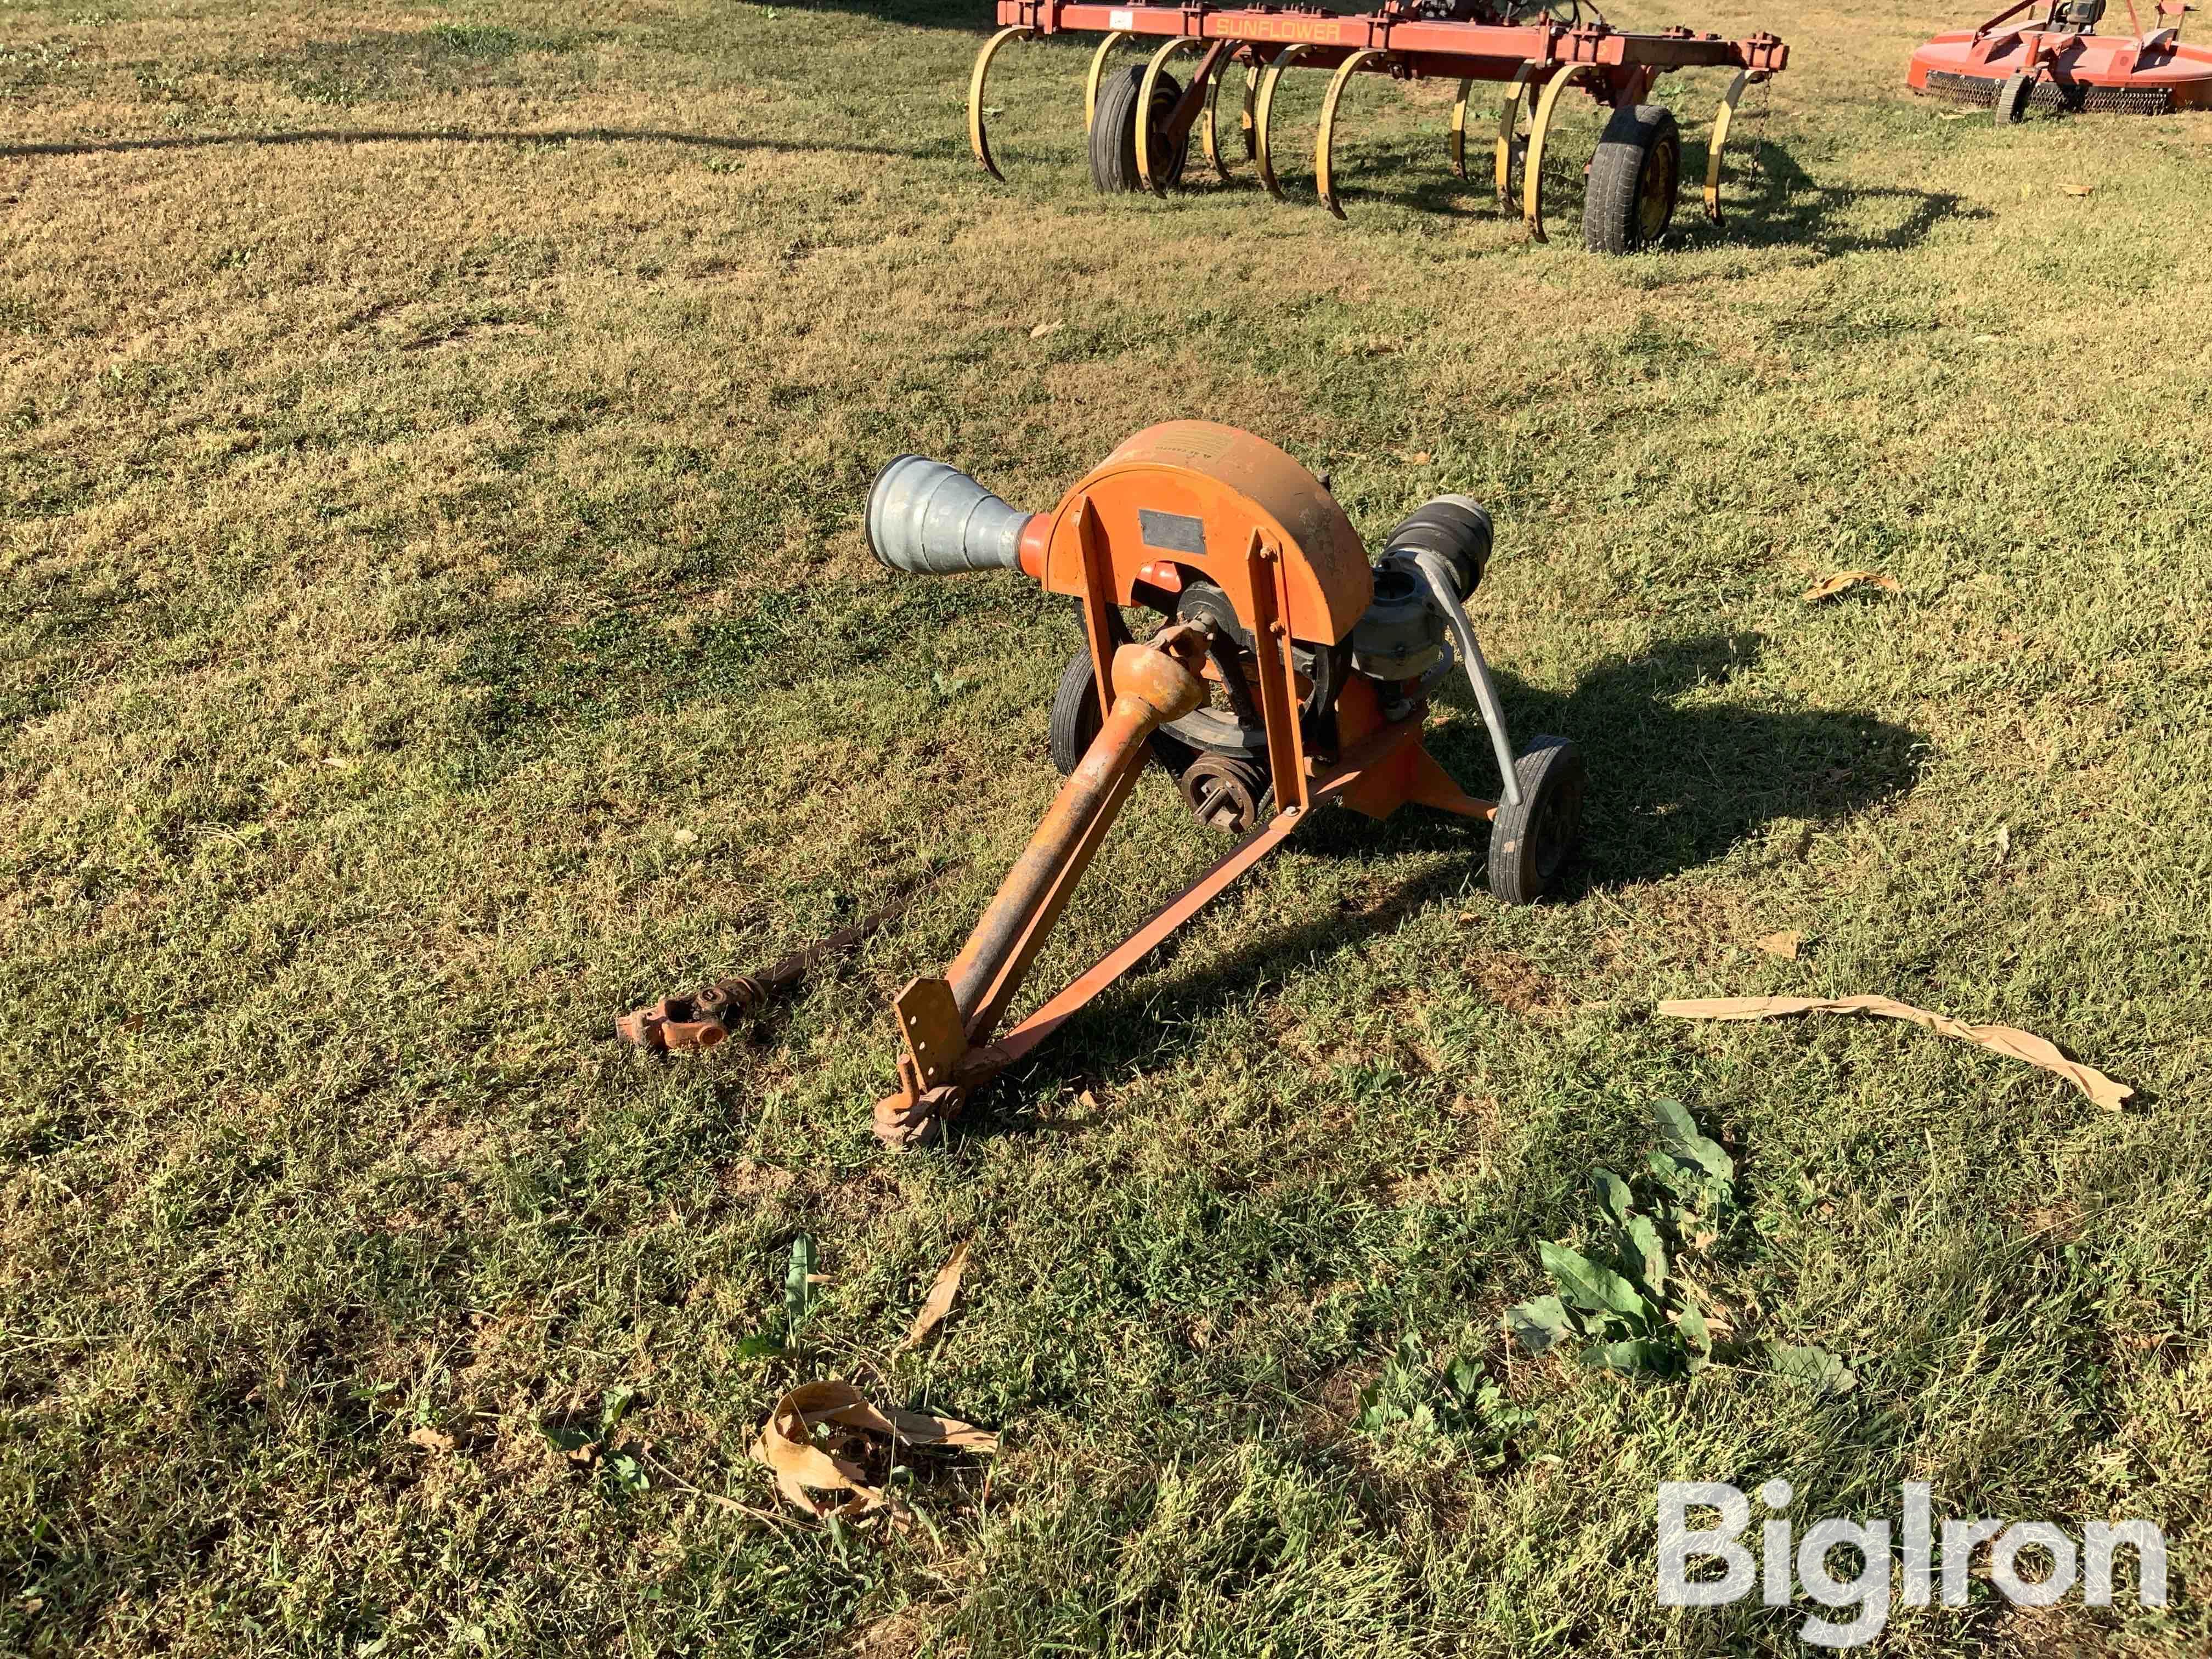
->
left=866, top=456, right=1035, bottom=576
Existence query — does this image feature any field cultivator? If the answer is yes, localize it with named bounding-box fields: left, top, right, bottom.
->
left=855, top=422, right=1584, bottom=1147
left=1909, top=0, right=2212, bottom=120
left=968, top=2, right=1790, bottom=249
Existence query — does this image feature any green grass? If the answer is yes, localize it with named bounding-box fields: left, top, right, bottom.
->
left=3, top=0, right=2210, bottom=1652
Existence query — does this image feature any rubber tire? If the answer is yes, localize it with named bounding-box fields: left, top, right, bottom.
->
left=1047, top=646, right=1192, bottom=778
left=1090, top=64, right=1189, bottom=194
left=1487, top=736, right=1585, bottom=906
left=1582, top=104, right=1681, bottom=255
left=1995, top=72, right=2034, bottom=125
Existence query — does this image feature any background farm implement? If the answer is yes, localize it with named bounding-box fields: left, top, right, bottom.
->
left=969, top=1, right=1789, bottom=249
left=1908, top=0, right=2212, bottom=121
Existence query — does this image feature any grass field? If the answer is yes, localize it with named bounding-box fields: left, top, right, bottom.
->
left=5, top=0, right=2212, bottom=1652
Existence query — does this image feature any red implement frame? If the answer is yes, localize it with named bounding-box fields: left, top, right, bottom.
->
left=970, top=2, right=1788, bottom=232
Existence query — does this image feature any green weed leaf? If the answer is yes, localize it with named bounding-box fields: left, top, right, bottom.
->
left=785, top=1235, right=817, bottom=1333
left=1591, top=1167, right=1634, bottom=1224
left=1652, top=1098, right=1734, bottom=1183
left=1617, top=1212, right=1668, bottom=1297
left=1539, top=1240, right=1651, bottom=1321
left=1769, top=1343, right=1858, bottom=1397
left=1506, top=1294, right=1573, bottom=1355
left=1578, top=1339, right=1681, bottom=1375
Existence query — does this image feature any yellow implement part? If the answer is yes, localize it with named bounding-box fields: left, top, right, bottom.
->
left=1705, top=67, right=1764, bottom=225
left=1316, top=49, right=1385, bottom=219
left=1202, top=47, right=1244, bottom=179
left=1084, top=31, right=1129, bottom=134
left=1522, top=60, right=1596, bottom=242
left=969, top=25, right=1034, bottom=182
left=1240, top=53, right=1261, bottom=160
left=1254, top=43, right=1325, bottom=200
left=1137, top=37, right=1206, bottom=195
left=1492, top=63, right=1536, bottom=211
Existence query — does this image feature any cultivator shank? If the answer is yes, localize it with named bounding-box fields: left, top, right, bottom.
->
left=969, top=2, right=1788, bottom=246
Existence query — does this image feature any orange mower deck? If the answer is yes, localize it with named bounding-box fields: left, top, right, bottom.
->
left=1909, top=0, right=2212, bottom=119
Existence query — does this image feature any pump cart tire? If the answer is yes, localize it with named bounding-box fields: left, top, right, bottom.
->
left=1488, top=735, right=1585, bottom=905
left=1995, top=72, right=2034, bottom=125
left=1048, top=645, right=1194, bottom=779
left=1090, top=65, right=1189, bottom=194
left=1583, top=103, right=1681, bottom=254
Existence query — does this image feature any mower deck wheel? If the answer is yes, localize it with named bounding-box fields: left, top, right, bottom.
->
left=1582, top=103, right=1680, bottom=254
left=1091, top=65, right=1189, bottom=194
left=1995, top=71, right=2035, bottom=125
left=1487, top=735, right=1584, bottom=905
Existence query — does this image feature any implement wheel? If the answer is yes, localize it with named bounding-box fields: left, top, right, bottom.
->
left=1048, top=646, right=1194, bottom=777
left=1488, top=736, right=1584, bottom=905
left=1583, top=103, right=1680, bottom=254
left=1091, top=65, right=1188, bottom=194
left=1995, top=72, right=2035, bottom=125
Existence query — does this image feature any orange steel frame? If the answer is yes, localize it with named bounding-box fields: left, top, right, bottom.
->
left=871, top=424, right=1496, bottom=1146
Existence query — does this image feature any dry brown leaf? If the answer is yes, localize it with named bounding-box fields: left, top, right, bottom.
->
left=1754, top=929, right=1803, bottom=959
left=1656, top=995, right=2131, bottom=1110
left=2060, top=182, right=2094, bottom=196
left=748, top=1380, right=995, bottom=1520
left=405, top=1426, right=456, bottom=1453
left=894, top=1241, right=970, bottom=1356
left=1802, top=571, right=1900, bottom=602
left=1028, top=320, right=1060, bottom=338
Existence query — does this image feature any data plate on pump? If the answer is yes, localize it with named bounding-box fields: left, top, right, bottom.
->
left=1139, top=510, right=1207, bottom=557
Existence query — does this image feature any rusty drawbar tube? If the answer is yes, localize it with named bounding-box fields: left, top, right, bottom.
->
left=945, top=633, right=1209, bottom=1016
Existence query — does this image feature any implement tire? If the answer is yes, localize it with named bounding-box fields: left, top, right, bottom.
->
left=1582, top=102, right=1680, bottom=254
left=1090, top=64, right=1188, bottom=193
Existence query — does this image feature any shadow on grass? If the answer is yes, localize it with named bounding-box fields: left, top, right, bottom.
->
left=1262, top=134, right=1983, bottom=256
left=0, top=125, right=920, bottom=162
left=967, top=631, right=1922, bottom=1125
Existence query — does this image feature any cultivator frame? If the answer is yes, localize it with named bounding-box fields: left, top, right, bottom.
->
left=969, top=2, right=1788, bottom=243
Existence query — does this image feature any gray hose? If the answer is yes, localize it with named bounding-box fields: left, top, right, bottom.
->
left=1412, top=549, right=1522, bottom=809
left=866, top=455, right=1034, bottom=575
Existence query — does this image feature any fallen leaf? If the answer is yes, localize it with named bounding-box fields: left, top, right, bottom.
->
left=1406, top=450, right=1433, bottom=465
left=1754, top=929, right=1802, bottom=960
left=749, top=1380, right=994, bottom=1521
left=2060, top=182, right=2094, bottom=196
left=1029, top=320, right=1060, bottom=338
left=1077, top=1088, right=1100, bottom=1114
left=405, top=1426, right=457, bottom=1453
left=1655, top=994, right=2131, bottom=1111
left=894, top=1241, right=970, bottom=1355
left=1802, top=570, right=1900, bottom=602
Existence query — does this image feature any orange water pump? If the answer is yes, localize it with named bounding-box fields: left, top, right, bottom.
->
left=859, top=422, right=1584, bottom=1146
